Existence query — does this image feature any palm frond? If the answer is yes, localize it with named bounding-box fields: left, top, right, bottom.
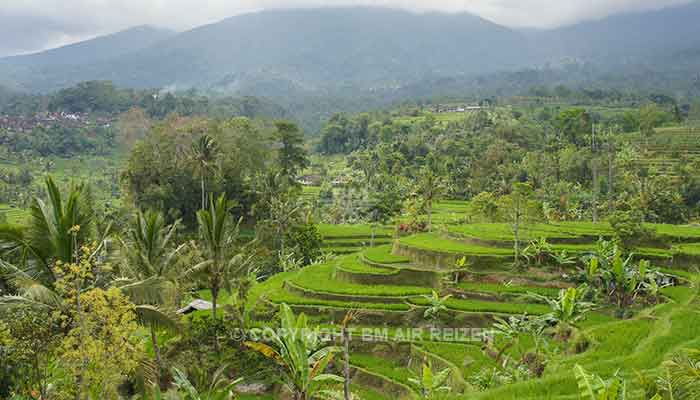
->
left=134, top=305, right=181, bottom=334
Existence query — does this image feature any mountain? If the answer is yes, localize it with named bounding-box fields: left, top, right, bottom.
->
left=2, top=4, right=700, bottom=99
left=527, top=1, right=700, bottom=65
left=0, top=25, right=175, bottom=91
left=3, top=25, right=176, bottom=68
left=0, top=8, right=530, bottom=93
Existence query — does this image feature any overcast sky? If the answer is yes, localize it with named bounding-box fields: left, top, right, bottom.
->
left=0, top=0, right=692, bottom=57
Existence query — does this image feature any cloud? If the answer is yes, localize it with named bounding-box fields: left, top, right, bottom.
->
left=0, top=0, right=693, bottom=56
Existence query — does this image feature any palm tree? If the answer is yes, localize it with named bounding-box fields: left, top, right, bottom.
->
left=118, top=210, right=184, bottom=382
left=0, top=176, right=98, bottom=310
left=0, top=180, right=178, bottom=385
left=184, top=194, right=255, bottom=319
left=245, top=304, right=343, bottom=400
left=0, top=176, right=95, bottom=286
left=190, top=134, right=219, bottom=211
left=408, top=359, right=451, bottom=399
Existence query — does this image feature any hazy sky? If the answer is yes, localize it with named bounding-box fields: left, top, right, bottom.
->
left=0, top=0, right=692, bottom=57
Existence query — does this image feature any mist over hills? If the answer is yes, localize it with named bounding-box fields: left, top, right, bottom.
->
left=1, top=3, right=700, bottom=102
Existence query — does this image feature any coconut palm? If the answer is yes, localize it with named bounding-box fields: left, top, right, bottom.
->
left=0, top=176, right=99, bottom=310
left=118, top=210, right=184, bottom=382
left=0, top=179, right=178, bottom=381
left=183, top=194, right=256, bottom=319
left=190, top=134, right=220, bottom=211
left=245, top=304, right=343, bottom=400
left=0, top=176, right=95, bottom=286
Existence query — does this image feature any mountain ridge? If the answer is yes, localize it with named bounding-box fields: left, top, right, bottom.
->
left=1, top=4, right=700, bottom=97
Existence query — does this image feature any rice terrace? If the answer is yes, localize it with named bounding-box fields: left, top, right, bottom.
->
left=3, top=1, right=700, bottom=400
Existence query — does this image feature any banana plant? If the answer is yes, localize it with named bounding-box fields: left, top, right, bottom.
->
left=523, top=237, right=553, bottom=266
left=422, top=290, right=452, bottom=320
left=531, top=285, right=594, bottom=340
left=574, top=365, right=627, bottom=400
left=408, top=359, right=451, bottom=399
left=245, top=304, right=343, bottom=400
left=551, top=250, right=577, bottom=269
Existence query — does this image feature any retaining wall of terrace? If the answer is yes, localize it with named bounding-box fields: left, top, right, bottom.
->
left=393, top=242, right=509, bottom=270
left=337, top=264, right=439, bottom=287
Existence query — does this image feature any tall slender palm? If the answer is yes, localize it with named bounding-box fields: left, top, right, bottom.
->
left=118, top=210, right=183, bottom=382
left=190, top=135, right=219, bottom=211
left=184, top=194, right=255, bottom=319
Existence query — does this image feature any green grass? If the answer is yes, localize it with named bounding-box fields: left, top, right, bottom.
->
left=673, top=242, right=700, bottom=255
left=417, top=341, right=496, bottom=377
left=474, top=277, right=700, bottom=399
left=318, top=224, right=393, bottom=239
left=409, top=296, right=551, bottom=315
left=350, top=353, right=413, bottom=387
left=399, top=233, right=512, bottom=256
left=448, top=223, right=580, bottom=241
left=336, top=256, right=399, bottom=275
left=457, top=282, right=562, bottom=297
left=267, top=288, right=412, bottom=311
left=362, top=245, right=410, bottom=264
left=290, top=258, right=431, bottom=297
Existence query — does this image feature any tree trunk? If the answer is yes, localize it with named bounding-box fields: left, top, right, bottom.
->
left=211, top=286, right=218, bottom=320
left=201, top=175, right=206, bottom=211
left=212, top=285, right=220, bottom=351
left=151, top=325, right=162, bottom=384
left=592, top=157, right=599, bottom=223
left=427, top=201, right=433, bottom=232
left=343, top=326, right=351, bottom=400
left=608, top=143, right=615, bottom=214
left=513, top=210, right=521, bottom=268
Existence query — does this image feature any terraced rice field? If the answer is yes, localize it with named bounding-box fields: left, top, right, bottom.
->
left=0, top=204, right=27, bottom=224
left=241, top=212, right=700, bottom=399
left=629, top=127, right=700, bottom=180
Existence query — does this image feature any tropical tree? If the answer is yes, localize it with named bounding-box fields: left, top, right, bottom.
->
left=498, top=183, right=538, bottom=268
left=408, top=359, right=451, bottom=399
left=275, top=121, right=309, bottom=183
left=245, top=304, right=343, bottom=400
left=0, top=176, right=96, bottom=288
left=118, top=210, right=183, bottom=382
left=184, top=194, right=255, bottom=320
left=415, top=167, right=447, bottom=232
left=190, top=134, right=220, bottom=211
